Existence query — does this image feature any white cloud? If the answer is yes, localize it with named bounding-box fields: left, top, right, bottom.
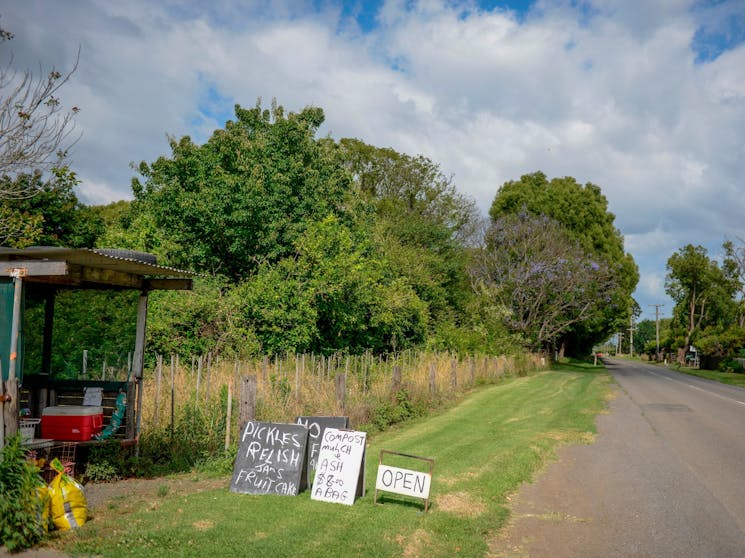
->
left=3, top=0, right=745, bottom=324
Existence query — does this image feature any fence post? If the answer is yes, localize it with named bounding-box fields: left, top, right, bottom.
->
left=392, top=365, right=402, bottom=394
left=154, top=354, right=162, bottom=428
left=429, top=363, right=436, bottom=395
left=238, top=375, right=257, bottom=434
left=335, top=373, right=346, bottom=411
left=470, top=356, right=476, bottom=385
left=451, top=358, right=457, bottom=390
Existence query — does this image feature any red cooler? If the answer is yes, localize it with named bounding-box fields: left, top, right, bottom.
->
left=41, top=406, right=104, bottom=441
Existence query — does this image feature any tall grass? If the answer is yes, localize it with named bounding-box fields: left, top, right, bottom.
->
left=130, top=351, right=545, bottom=475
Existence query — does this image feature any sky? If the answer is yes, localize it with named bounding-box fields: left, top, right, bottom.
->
left=2, top=0, right=745, bottom=324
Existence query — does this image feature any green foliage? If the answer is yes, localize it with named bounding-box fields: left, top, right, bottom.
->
left=1, top=168, right=103, bottom=248
left=136, top=393, right=233, bottom=476
left=0, top=435, right=47, bottom=551
left=665, top=244, right=736, bottom=360
left=23, top=288, right=137, bottom=378
left=132, top=101, right=351, bottom=281
left=369, top=388, right=427, bottom=432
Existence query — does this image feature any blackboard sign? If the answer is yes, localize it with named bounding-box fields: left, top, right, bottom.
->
left=230, top=421, right=309, bottom=496
left=311, top=428, right=366, bottom=506
left=295, top=416, right=350, bottom=482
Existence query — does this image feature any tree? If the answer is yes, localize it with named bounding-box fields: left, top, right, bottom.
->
left=337, top=139, right=480, bottom=328
left=723, top=238, right=745, bottom=327
left=132, top=101, right=351, bottom=280
left=470, top=212, right=616, bottom=350
left=0, top=168, right=102, bottom=247
left=0, top=26, right=79, bottom=188
left=489, top=171, right=638, bottom=354
left=665, top=244, right=735, bottom=363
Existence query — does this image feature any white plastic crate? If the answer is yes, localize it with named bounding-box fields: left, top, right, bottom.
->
left=20, top=418, right=41, bottom=441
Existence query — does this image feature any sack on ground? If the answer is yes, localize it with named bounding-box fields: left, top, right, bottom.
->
left=48, top=458, right=87, bottom=530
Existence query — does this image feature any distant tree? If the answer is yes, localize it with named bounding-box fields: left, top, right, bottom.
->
left=665, top=244, right=736, bottom=363
left=723, top=238, right=745, bottom=327
left=0, top=24, right=79, bottom=188
left=489, top=171, right=638, bottom=355
left=132, top=101, right=351, bottom=280
left=470, top=212, right=616, bottom=351
left=634, top=319, right=657, bottom=356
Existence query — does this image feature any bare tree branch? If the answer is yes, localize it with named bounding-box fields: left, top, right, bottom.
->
left=0, top=41, right=80, bottom=198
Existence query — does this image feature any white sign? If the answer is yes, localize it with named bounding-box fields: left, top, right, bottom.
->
left=375, top=464, right=431, bottom=499
left=310, top=428, right=366, bottom=506
left=83, top=387, right=103, bottom=406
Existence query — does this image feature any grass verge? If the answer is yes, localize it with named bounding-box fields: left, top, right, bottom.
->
left=667, top=365, right=745, bottom=388
left=51, top=366, right=611, bottom=558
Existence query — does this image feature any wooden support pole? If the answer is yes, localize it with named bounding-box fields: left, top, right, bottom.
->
left=429, top=363, right=436, bottom=395
left=238, top=375, right=256, bottom=433
left=451, top=358, right=457, bottom=390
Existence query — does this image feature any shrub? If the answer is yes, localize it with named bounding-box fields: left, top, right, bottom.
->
left=0, top=435, right=47, bottom=551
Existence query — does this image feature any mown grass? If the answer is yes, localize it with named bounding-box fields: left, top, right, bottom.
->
left=53, top=366, right=611, bottom=558
left=669, top=365, right=745, bottom=388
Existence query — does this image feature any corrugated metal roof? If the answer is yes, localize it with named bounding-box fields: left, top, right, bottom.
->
left=0, top=246, right=196, bottom=277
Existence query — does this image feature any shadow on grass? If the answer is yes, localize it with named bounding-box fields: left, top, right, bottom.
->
left=551, top=358, right=606, bottom=373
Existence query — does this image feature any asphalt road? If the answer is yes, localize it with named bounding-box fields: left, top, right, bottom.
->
left=491, top=358, right=745, bottom=558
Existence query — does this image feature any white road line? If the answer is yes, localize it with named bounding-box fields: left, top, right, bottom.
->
left=647, top=369, right=745, bottom=407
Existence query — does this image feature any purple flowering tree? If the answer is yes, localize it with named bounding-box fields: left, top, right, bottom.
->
left=470, top=212, right=616, bottom=351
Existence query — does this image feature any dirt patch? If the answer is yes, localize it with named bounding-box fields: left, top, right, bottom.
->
left=436, top=491, right=486, bottom=517
left=84, top=474, right=228, bottom=511
left=396, top=528, right=432, bottom=558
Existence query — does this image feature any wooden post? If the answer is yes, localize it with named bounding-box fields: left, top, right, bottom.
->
left=451, top=358, right=457, bottom=390
left=133, top=291, right=148, bottom=447
left=170, top=354, right=175, bottom=441
left=335, top=373, right=346, bottom=410
left=295, top=354, right=300, bottom=402
left=391, top=365, right=402, bottom=394
left=205, top=352, right=212, bottom=402
left=196, top=355, right=203, bottom=401
left=154, top=354, right=162, bottom=427
left=470, top=356, right=476, bottom=385
left=82, top=349, right=88, bottom=378
left=238, top=375, right=256, bottom=433
left=429, top=363, right=436, bottom=395
left=224, top=379, right=233, bottom=450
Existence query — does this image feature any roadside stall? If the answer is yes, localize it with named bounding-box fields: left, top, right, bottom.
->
left=0, top=246, right=194, bottom=472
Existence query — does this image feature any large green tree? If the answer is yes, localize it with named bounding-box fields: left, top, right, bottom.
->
left=131, top=101, right=351, bottom=280
left=337, top=138, right=479, bottom=328
left=665, top=244, right=736, bottom=363
left=489, top=172, right=638, bottom=355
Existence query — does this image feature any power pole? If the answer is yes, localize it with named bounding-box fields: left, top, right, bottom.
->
left=628, top=314, right=636, bottom=358
left=649, top=304, right=664, bottom=362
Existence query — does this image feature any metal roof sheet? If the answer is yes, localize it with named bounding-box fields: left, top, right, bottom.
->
left=0, top=246, right=196, bottom=278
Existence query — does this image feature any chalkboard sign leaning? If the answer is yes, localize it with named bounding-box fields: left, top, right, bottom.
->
left=230, top=421, right=309, bottom=496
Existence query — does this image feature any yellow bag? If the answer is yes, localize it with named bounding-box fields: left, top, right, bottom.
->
left=48, top=458, right=87, bottom=530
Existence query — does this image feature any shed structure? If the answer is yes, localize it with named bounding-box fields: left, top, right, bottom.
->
left=0, top=246, right=195, bottom=448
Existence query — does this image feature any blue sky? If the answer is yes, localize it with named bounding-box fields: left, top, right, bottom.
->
left=3, top=0, right=745, bottom=325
